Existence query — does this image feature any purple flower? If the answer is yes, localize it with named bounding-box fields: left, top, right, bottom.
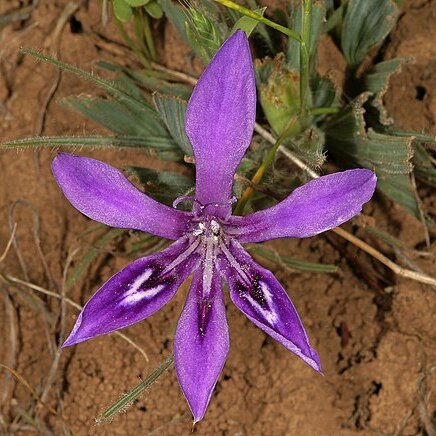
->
left=53, top=31, right=376, bottom=422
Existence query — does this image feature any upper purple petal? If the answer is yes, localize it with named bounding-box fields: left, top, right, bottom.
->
left=217, top=239, right=321, bottom=372
left=63, top=236, right=200, bottom=347
left=186, top=30, right=256, bottom=217
left=228, top=169, right=376, bottom=242
left=174, top=271, right=229, bottom=423
left=52, top=153, right=192, bottom=240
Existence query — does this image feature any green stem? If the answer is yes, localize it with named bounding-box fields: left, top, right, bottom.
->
left=214, top=0, right=301, bottom=42
left=234, top=120, right=296, bottom=215
left=299, top=0, right=312, bottom=115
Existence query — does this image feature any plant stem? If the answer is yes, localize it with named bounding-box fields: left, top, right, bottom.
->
left=214, top=0, right=301, bottom=42
left=234, top=119, right=297, bottom=215
left=300, top=0, right=312, bottom=115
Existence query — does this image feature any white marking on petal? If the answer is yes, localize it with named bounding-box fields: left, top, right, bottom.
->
left=124, top=269, right=153, bottom=297
left=122, top=284, right=165, bottom=304
left=163, top=238, right=201, bottom=274
left=244, top=285, right=278, bottom=326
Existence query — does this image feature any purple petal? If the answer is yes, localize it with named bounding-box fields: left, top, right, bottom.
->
left=52, top=153, right=192, bottom=240
left=174, top=272, right=229, bottom=422
left=186, top=30, right=256, bottom=217
left=63, top=237, right=200, bottom=347
left=217, top=239, right=321, bottom=372
left=228, top=169, right=376, bottom=242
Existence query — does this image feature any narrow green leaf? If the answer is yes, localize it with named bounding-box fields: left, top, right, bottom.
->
left=153, top=94, right=193, bottom=155
left=231, top=6, right=266, bottom=37
left=20, top=49, right=155, bottom=114
left=97, top=355, right=174, bottom=423
left=1, top=135, right=182, bottom=160
left=66, top=228, right=124, bottom=290
left=341, top=0, right=399, bottom=71
left=126, top=166, right=194, bottom=205
left=250, top=246, right=338, bottom=273
left=377, top=174, right=421, bottom=218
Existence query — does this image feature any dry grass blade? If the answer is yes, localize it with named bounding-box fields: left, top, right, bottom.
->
left=0, top=223, right=17, bottom=263
left=0, top=274, right=149, bottom=362
left=0, top=364, right=58, bottom=417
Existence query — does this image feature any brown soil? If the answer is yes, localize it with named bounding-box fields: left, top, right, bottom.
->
left=0, top=0, right=435, bottom=435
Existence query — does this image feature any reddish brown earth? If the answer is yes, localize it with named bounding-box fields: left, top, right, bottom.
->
left=0, top=1, right=435, bottom=435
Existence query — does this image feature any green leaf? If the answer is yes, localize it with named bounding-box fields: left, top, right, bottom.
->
left=0, top=135, right=182, bottom=160
left=413, top=142, right=436, bottom=187
left=124, top=0, right=150, bottom=6
left=326, top=93, right=413, bottom=174
left=360, top=58, right=409, bottom=125
left=113, top=0, right=133, bottom=22
left=287, top=0, right=326, bottom=71
left=249, top=246, right=338, bottom=273
left=97, top=355, right=174, bottom=423
left=153, top=94, right=193, bottom=156
left=20, top=49, right=156, bottom=115
left=325, top=92, right=423, bottom=219
left=96, top=60, right=192, bottom=99
left=377, top=174, right=420, bottom=218
left=144, top=1, right=163, bottom=18
left=126, top=166, right=194, bottom=205
left=66, top=228, right=124, bottom=290
left=231, top=6, right=266, bottom=37
left=341, top=0, right=399, bottom=71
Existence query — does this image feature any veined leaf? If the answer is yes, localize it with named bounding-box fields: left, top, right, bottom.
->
left=153, top=94, right=193, bottom=156
left=413, top=142, right=436, bottom=187
left=249, top=246, right=338, bottom=273
left=377, top=174, right=420, bottom=218
left=0, top=135, right=182, bottom=160
left=325, top=93, right=422, bottom=219
left=341, top=0, right=399, bottom=71
left=287, top=0, right=326, bottom=71
left=326, top=93, right=413, bottom=175
left=63, top=97, right=159, bottom=137
left=96, top=60, right=192, bottom=99
left=360, top=58, right=409, bottom=125
left=126, top=166, right=194, bottom=205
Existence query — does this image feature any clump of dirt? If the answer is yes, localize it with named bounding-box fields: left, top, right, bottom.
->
left=0, top=0, right=435, bottom=435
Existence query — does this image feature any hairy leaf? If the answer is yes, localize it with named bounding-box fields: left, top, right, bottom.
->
left=341, top=0, right=399, bottom=71
left=153, top=94, right=193, bottom=155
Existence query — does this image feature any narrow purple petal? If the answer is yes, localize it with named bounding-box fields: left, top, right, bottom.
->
left=228, top=169, right=376, bottom=242
left=52, top=153, right=192, bottom=240
left=217, top=239, right=321, bottom=372
left=63, top=237, right=200, bottom=347
left=186, top=30, right=256, bottom=217
left=174, top=271, right=229, bottom=422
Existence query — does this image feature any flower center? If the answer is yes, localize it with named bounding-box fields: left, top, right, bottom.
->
left=192, top=219, right=222, bottom=239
